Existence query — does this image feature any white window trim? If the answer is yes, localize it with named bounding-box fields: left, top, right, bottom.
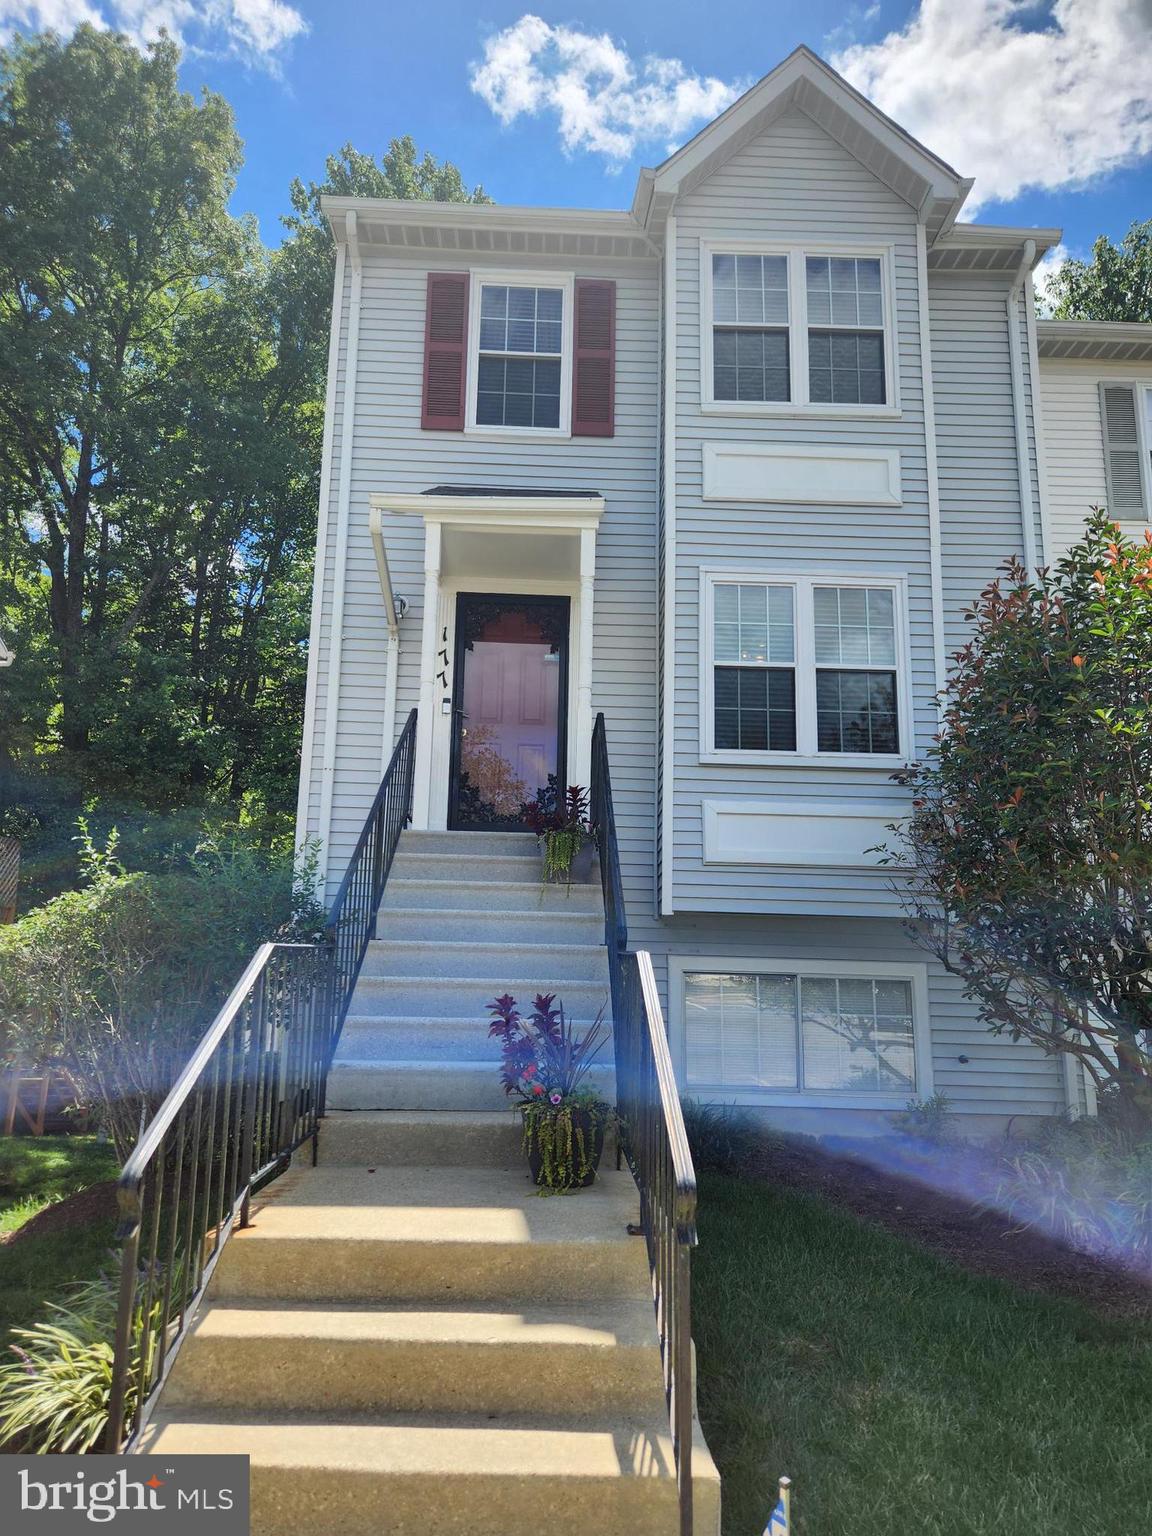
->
left=464, top=268, right=575, bottom=439
left=699, top=567, right=913, bottom=768
left=1099, top=378, right=1152, bottom=523
left=699, top=239, right=901, bottom=417
left=669, top=955, right=933, bottom=1110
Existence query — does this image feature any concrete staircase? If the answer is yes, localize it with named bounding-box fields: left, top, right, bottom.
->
left=140, top=1111, right=722, bottom=1535
left=327, top=830, right=613, bottom=1112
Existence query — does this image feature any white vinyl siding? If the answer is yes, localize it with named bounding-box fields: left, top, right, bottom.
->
left=1039, top=359, right=1152, bottom=558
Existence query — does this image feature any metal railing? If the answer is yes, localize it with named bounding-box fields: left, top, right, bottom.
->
left=105, top=710, right=418, bottom=1450
left=591, top=712, right=699, bottom=1536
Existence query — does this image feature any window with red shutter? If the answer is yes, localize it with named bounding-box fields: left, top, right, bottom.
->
left=422, top=273, right=469, bottom=430
left=572, top=279, right=616, bottom=437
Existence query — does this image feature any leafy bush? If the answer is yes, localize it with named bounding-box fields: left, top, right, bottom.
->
left=891, top=1092, right=955, bottom=1146
left=0, top=1270, right=160, bottom=1454
left=681, top=1099, right=761, bottom=1175
left=0, top=826, right=322, bottom=1159
left=991, top=1115, right=1152, bottom=1269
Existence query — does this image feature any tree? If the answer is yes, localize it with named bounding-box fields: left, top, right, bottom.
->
left=886, top=511, right=1152, bottom=1121
left=1046, top=219, right=1152, bottom=323
left=0, top=27, right=244, bottom=758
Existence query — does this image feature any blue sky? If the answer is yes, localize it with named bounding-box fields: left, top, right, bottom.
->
left=6, top=1, right=1151, bottom=278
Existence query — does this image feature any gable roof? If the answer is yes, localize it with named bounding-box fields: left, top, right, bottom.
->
left=635, top=46, right=970, bottom=242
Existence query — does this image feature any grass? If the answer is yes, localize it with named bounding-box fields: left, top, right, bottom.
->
left=0, top=1135, right=120, bottom=1339
left=693, top=1172, right=1152, bottom=1536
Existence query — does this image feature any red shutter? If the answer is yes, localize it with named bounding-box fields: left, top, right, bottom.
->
left=572, top=279, right=615, bottom=437
left=421, top=272, right=469, bottom=430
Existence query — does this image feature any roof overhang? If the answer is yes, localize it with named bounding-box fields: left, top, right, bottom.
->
left=322, top=197, right=655, bottom=260
left=928, top=224, right=1063, bottom=273
left=0, top=636, right=12, bottom=667
left=1037, top=319, right=1152, bottom=364
left=641, top=46, right=970, bottom=242
left=371, top=490, right=605, bottom=534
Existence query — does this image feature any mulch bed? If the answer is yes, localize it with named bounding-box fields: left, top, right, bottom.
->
left=0, top=1181, right=118, bottom=1246
left=746, top=1135, right=1152, bottom=1322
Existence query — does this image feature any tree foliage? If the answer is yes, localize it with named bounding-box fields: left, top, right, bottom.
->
left=0, top=28, right=486, bottom=900
left=886, top=512, right=1152, bottom=1118
left=1046, top=219, right=1152, bottom=323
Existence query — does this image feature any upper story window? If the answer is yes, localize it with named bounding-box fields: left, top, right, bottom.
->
left=1100, top=383, right=1152, bottom=522
left=702, top=570, right=908, bottom=764
left=702, top=243, right=896, bottom=414
left=475, top=283, right=565, bottom=430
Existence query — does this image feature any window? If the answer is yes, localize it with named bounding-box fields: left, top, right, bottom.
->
left=703, top=244, right=895, bottom=411
left=475, top=283, right=565, bottom=429
left=1100, top=382, right=1152, bottom=522
left=703, top=572, right=907, bottom=761
left=806, top=257, right=885, bottom=404
left=675, top=960, right=928, bottom=1104
left=711, top=254, right=790, bottom=402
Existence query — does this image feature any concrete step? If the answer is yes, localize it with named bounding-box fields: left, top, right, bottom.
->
left=139, top=1412, right=712, bottom=1536
left=380, top=877, right=603, bottom=915
left=399, top=830, right=540, bottom=858
left=345, top=973, right=612, bottom=1021
left=359, top=939, right=609, bottom=983
left=315, top=1110, right=523, bottom=1168
left=390, top=851, right=541, bottom=884
left=163, top=1298, right=667, bottom=1420
left=325, top=1060, right=615, bottom=1113
left=210, top=1165, right=644, bottom=1305
left=336, top=1016, right=607, bottom=1066
left=377, top=905, right=604, bottom=944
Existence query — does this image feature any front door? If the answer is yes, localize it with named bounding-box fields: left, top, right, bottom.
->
left=448, top=593, right=570, bottom=831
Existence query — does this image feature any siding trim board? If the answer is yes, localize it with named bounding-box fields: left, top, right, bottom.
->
left=660, top=214, right=678, bottom=917
left=701, top=440, right=902, bottom=506
left=915, top=220, right=947, bottom=696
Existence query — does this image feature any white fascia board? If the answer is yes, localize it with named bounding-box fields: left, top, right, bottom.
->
left=321, top=195, right=646, bottom=247
left=935, top=224, right=1063, bottom=262
left=371, top=492, right=604, bottom=526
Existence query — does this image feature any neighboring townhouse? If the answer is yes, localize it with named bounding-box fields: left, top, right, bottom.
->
left=296, top=46, right=1142, bottom=1136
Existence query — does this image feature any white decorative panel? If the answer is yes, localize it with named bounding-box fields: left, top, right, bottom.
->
left=702, top=798, right=908, bottom=867
left=702, top=442, right=902, bottom=506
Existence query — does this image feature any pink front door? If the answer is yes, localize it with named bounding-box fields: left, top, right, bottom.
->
left=449, top=595, right=570, bottom=830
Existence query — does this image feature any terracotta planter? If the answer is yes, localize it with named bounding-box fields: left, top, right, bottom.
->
left=523, top=1104, right=607, bottom=1191
left=539, top=837, right=596, bottom=884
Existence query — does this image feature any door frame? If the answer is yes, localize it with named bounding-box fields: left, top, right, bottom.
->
left=427, top=571, right=585, bottom=831
left=446, top=591, right=572, bottom=831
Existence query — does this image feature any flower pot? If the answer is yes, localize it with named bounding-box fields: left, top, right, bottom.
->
left=522, top=1103, right=607, bottom=1191
left=539, top=837, right=596, bottom=884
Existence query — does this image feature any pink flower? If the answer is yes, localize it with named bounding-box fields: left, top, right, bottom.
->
left=549, top=1092, right=563, bottom=1106
left=523, top=1063, right=537, bottom=1078
left=532, top=1083, right=545, bottom=1096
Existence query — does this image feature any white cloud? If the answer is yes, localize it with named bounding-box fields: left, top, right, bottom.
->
left=833, top=0, right=1152, bottom=213
left=470, top=13, right=743, bottom=165
left=0, top=0, right=307, bottom=69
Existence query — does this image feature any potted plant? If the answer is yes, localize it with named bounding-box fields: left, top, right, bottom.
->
left=487, top=991, right=614, bottom=1193
left=522, top=780, right=596, bottom=883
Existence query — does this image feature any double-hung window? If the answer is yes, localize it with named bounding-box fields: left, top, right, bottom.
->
left=1100, top=382, right=1152, bottom=526
left=703, top=572, right=907, bottom=762
left=704, top=244, right=895, bottom=411
left=466, top=272, right=573, bottom=433
left=674, top=958, right=930, bottom=1105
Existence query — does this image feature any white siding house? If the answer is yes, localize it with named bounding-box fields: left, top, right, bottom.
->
left=297, top=46, right=1144, bottom=1135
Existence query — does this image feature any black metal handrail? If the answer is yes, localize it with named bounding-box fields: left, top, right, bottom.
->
left=591, top=712, right=699, bottom=1536
left=324, top=708, right=418, bottom=1061
left=105, top=709, right=418, bottom=1450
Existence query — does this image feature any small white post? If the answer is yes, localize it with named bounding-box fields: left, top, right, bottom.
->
left=411, top=520, right=442, bottom=829
left=574, top=526, right=597, bottom=790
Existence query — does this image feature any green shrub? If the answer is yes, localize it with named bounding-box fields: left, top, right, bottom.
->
left=991, top=1116, right=1152, bottom=1268
left=0, top=1270, right=159, bottom=1454
left=891, top=1091, right=955, bottom=1145
left=0, top=826, right=321, bottom=1159
left=681, top=1099, right=761, bottom=1175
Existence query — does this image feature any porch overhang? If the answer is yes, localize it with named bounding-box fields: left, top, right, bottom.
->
left=369, top=489, right=605, bottom=831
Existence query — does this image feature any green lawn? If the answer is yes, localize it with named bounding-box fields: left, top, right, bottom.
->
left=693, top=1172, right=1152, bottom=1536
left=0, top=1135, right=120, bottom=1338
